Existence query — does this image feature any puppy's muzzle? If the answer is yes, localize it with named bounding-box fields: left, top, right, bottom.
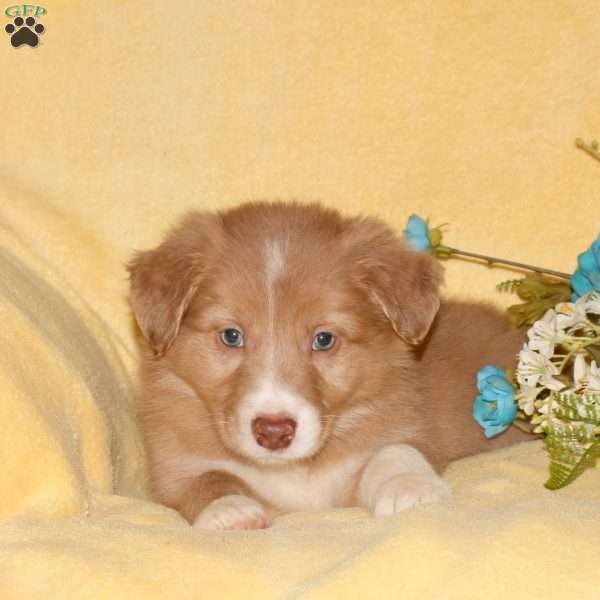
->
left=252, top=415, right=297, bottom=450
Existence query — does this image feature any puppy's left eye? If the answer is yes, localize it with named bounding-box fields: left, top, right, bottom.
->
left=220, top=328, right=244, bottom=348
left=312, top=331, right=336, bottom=351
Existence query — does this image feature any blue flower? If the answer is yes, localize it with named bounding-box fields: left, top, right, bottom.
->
left=571, top=234, right=600, bottom=301
left=403, top=215, right=432, bottom=252
left=473, top=366, right=517, bottom=438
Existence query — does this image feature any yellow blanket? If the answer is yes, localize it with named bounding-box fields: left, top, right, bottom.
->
left=1, top=1, right=600, bottom=597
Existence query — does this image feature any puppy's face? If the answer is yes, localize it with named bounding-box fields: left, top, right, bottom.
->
left=129, top=203, right=441, bottom=465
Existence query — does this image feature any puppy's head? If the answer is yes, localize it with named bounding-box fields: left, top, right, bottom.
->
left=129, top=203, right=441, bottom=464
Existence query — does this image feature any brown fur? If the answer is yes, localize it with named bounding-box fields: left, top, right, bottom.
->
left=129, top=201, right=528, bottom=525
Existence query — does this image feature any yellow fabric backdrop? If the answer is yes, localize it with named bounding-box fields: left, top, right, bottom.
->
left=1, top=2, right=599, bottom=598
left=2, top=1, right=600, bottom=361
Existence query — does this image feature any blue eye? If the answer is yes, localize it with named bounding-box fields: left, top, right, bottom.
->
left=220, top=328, right=244, bottom=348
left=312, top=331, right=336, bottom=351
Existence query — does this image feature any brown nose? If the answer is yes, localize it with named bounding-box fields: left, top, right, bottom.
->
left=252, top=415, right=297, bottom=450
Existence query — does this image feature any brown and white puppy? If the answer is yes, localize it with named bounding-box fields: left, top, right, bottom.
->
left=128, top=202, right=528, bottom=530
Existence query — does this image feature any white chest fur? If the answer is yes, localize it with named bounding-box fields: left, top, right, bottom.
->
left=173, top=454, right=367, bottom=511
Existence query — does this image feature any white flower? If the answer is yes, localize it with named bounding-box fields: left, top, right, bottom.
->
left=526, top=309, right=567, bottom=357
left=517, top=345, right=565, bottom=391
left=584, top=292, right=600, bottom=316
left=555, top=296, right=590, bottom=331
left=518, top=383, right=542, bottom=415
left=588, top=360, right=600, bottom=393
left=573, top=353, right=589, bottom=391
left=530, top=394, right=554, bottom=432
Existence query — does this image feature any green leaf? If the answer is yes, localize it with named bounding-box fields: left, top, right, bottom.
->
left=506, top=300, right=549, bottom=329
left=497, top=279, right=523, bottom=294
left=503, top=274, right=572, bottom=329
left=551, top=392, right=600, bottom=425
left=545, top=437, right=600, bottom=490
left=428, top=228, right=443, bottom=247
left=543, top=392, right=600, bottom=490
left=515, top=273, right=571, bottom=302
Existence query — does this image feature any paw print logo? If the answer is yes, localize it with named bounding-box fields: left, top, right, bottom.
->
left=5, top=16, right=45, bottom=47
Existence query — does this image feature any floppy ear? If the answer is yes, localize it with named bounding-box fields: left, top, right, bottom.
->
left=369, top=250, right=442, bottom=345
left=127, top=212, right=222, bottom=357
left=347, top=219, right=442, bottom=345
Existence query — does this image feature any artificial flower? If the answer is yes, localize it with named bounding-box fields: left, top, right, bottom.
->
left=517, top=383, right=541, bottom=416
left=573, top=353, right=589, bottom=391
left=400, top=210, right=600, bottom=488
left=584, top=291, right=600, bottom=316
left=502, top=273, right=571, bottom=330
left=571, top=234, right=600, bottom=301
left=530, top=395, right=553, bottom=434
left=403, top=215, right=432, bottom=252
left=526, top=308, right=566, bottom=357
left=588, top=360, right=600, bottom=394
left=516, top=346, right=565, bottom=391
left=554, top=296, right=589, bottom=331
left=473, top=366, right=517, bottom=438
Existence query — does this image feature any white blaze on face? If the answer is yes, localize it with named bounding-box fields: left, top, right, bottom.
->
left=264, top=239, right=285, bottom=285
left=233, top=240, right=321, bottom=462
left=263, top=239, right=285, bottom=368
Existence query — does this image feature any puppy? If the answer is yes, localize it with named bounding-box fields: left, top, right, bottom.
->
left=128, top=202, right=528, bottom=530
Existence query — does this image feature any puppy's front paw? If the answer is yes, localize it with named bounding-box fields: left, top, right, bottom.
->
left=372, top=473, right=450, bottom=517
left=194, top=495, right=268, bottom=531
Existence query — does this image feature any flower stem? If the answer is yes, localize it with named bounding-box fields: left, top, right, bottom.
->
left=513, top=419, right=535, bottom=434
left=440, top=246, right=572, bottom=280
left=575, top=138, right=600, bottom=163
left=556, top=337, right=600, bottom=372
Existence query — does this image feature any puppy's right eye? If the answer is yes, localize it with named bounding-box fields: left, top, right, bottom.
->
left=220, top=328, right=244, bottom=348
left=312, top=331, right=336, bottom=351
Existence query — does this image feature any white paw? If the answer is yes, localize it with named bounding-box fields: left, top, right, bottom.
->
left=193, top=495, right=268, bottom=531
left=372, top=473, right=450, bottom=517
